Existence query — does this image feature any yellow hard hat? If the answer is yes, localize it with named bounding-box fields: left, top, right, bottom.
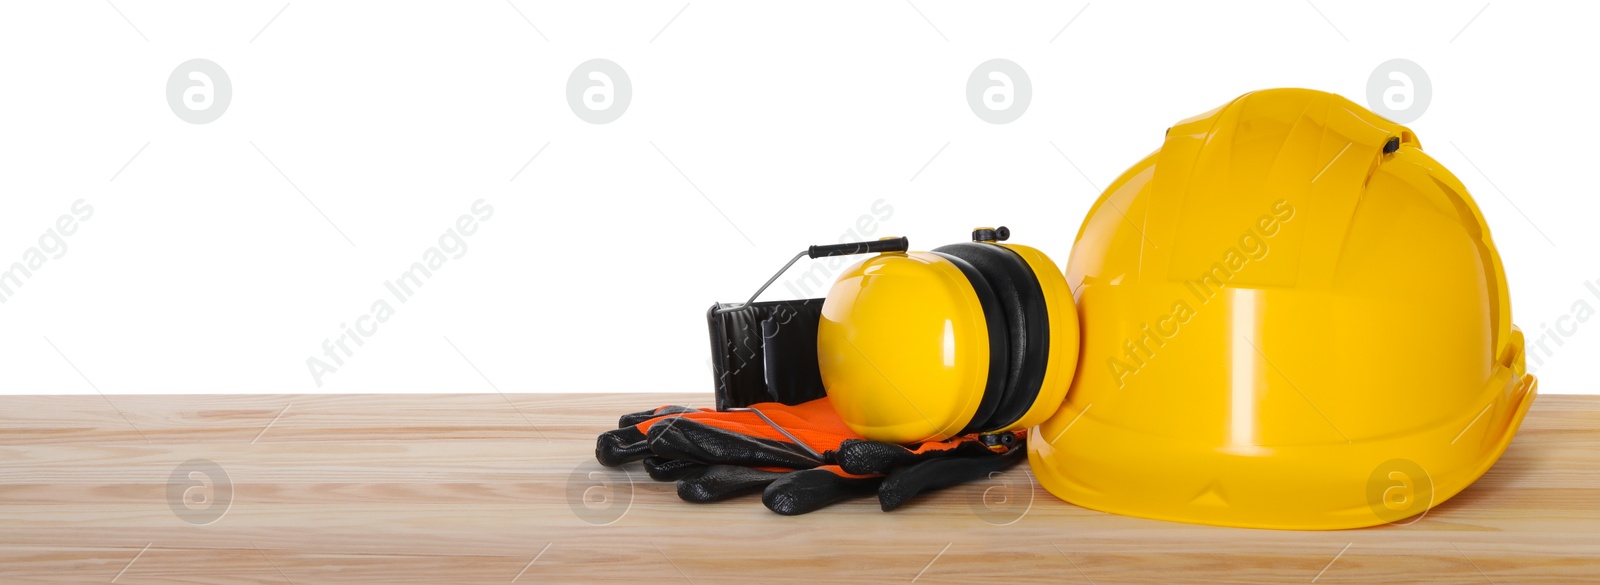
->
left=817, top=229, right=1079, bottom=444
left=1031, top=88, right=1538, bottom=530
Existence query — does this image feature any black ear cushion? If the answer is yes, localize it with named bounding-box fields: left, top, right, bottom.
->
left=931, top=243, right=1050, bottom=432
left=928, top=252, right=1008, bottom=436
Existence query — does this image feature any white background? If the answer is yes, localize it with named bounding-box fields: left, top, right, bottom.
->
left=1, top=1, right=1594, bottom=395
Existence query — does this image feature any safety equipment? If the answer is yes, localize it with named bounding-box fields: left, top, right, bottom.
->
left=815, top=228, right=1080, bottom=444
left=707, top=229, right=1079, bottom=446
left=595, top=397, right=1027, bottom=514
left=1030, top=88, right=1538, bottom=530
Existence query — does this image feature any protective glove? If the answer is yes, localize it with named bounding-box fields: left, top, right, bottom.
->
left=595, top=397, right=1027, bottom=514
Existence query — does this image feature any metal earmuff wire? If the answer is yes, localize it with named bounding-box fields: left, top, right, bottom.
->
left=712, top=236, right=909, bottom=314
left=714, top=249, right=809, bottom=314
left=724, top=405, right=826, bottom=459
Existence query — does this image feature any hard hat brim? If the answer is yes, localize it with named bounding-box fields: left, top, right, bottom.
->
left=1030, top=372, right=1536, bottom=530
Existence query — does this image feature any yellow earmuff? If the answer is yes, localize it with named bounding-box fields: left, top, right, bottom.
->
left=816, top=227, right=1079, bottom=444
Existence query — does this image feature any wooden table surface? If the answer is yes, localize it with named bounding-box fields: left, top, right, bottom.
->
left=1, top=393, right=1596, bottom=584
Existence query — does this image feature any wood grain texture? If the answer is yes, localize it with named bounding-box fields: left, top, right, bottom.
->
left=1, top=393, right=1596, bottom=584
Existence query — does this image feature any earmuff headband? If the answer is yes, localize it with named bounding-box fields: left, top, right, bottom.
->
left=715, top=237, right=910, bottom=315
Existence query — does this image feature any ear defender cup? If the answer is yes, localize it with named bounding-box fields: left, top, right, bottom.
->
left=932, top=243, right=1051, bottom=433
left=817, top=251, right=1002, bottom=443
left=815, top=232, right=1079, bottom=444
left=993, top=243, right=1078, bottom=432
